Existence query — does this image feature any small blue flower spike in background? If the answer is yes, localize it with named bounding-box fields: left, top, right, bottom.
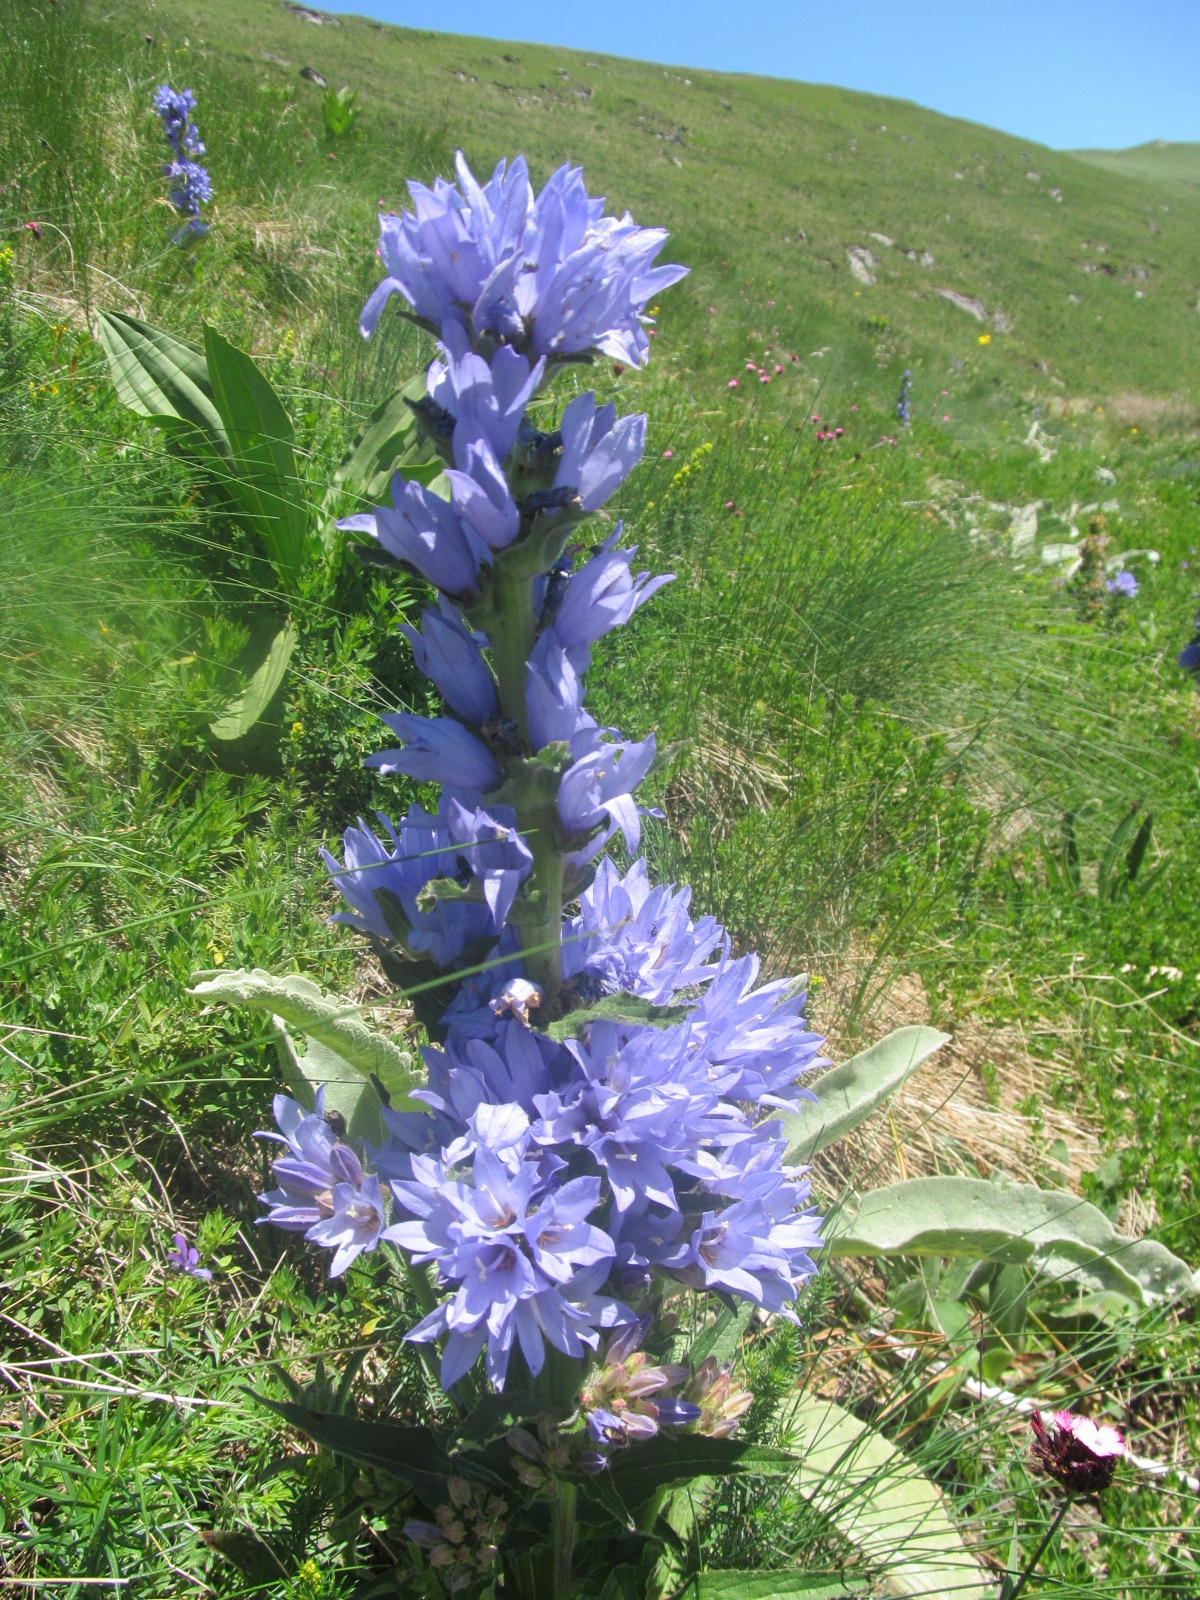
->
left=152, top=85, right=211, bottom=240
left=897, top=367, right=912, bottom=428
left=166, top=1229, right=212, bottom=1280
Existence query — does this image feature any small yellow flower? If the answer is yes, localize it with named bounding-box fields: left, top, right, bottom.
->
left=291, top=720, right=305, bottom=738
left=1131, top=426, right=1138, bottom=434
left=978, top=333, right=991, bottom=345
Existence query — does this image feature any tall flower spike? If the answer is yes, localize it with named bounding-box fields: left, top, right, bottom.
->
left=260, top=156, right=825, bottom=1429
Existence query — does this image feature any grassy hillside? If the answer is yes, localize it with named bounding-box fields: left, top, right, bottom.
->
left=89, top=0, right=1200, bottom=416
left=3, top=2, right=1200, bottom=1593
left=1074, top=140, right=1200, bottom=200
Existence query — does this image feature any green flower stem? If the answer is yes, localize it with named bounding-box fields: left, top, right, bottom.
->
left=1006, top=1495, right=1072, bottom=1600
left=491, top=559, right=538, bottom=746
left=525, top=806, right=566, bottom=1009
left=551, top=1480, right=577, bottom=1598
left=479, top=544, right=570, bottom=1010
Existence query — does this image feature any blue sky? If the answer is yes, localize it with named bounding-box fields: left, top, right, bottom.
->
left=316, top=0, right=1198, bottom=151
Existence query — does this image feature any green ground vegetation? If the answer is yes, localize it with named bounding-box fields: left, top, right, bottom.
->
left=1073, top=141, right=1200, bottom=203
left=1, top=0, right=1198, bottom=1593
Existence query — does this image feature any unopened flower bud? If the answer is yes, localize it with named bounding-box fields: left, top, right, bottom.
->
left=507, top=1426, right=542, bottom=1461
left=404, top=1520, right=443, bottom=1549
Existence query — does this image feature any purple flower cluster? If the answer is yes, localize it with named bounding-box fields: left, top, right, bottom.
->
left=260, top=151, right=825, bottom=1404
left=361, top=152, right=687, bottom=367
left=152, top=84, right=211, bottom=238
left=166, top=1228, right=212, bottom=1280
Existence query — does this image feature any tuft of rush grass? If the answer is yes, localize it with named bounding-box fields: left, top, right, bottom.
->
left=2, top=2, right=1200, bottom=1593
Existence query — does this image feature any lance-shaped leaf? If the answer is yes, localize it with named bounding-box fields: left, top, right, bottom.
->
left=188, top=966, right=415, bottom=1102
left=271, top=1019, right=386, bottom=1147
left=333, top=375, right=443, bottom=502
left=208, top=618, right=295, bottom=741
left=826, top=1176, right=1197, bottom=1305
left=546, top=994, right=692, bottom=1042
left=251, top=1394, right=462, bottom=1508
left=784, top=1394, right=988, bottom=1599
left=685, top=1301, right=754, bottom=1369
left=203, top=325, right=311, bottom=590
left=607, top=1434, right=798, bottom=1509
left=694, top=1575, right=867, bottom=1599
left=95, top=310, right=229, bottom=457
left=782, top=1026, right=949, bottom=1162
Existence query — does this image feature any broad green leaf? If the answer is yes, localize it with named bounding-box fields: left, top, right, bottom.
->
left=826, top=1176, right=1197, bottom=1305
left=151, top=412, right=231, bottom=481
left=95, top=310, right=229, bottom=454
left=546, top=994, right=692, bottom=1042
left=457, top=1390, right=536, bottom=1444
left=271, top=1020, right=385, bottom=1147
left=686, top=1301, right=754, bottom=1368
left=694, top=1574, right=866, bottom=1599
left=608, top=1434, right=798, bottom=1509
left=333, top=375, right=441, bottom=502
left=784, top=1394, right=987, bottom=1599
left=207, top=619, right=295, bottom=741
left=188, top=966, right=415, bottom=1101
left=782, top=1027, right=949, bottom=1161
left=990, top=1262, right=1029, bottom=1338
left=252, top=1395, right=457, bottom=1507
left=322, top=84, right=360, bottom=138
left=203, top=325, right=310, bottom=589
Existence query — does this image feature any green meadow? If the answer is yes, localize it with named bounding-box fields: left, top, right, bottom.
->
left=2, top=0, right=1198, bottom=1592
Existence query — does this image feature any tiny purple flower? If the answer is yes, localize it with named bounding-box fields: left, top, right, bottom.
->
left=166, top=1230, right=212, bottom=1280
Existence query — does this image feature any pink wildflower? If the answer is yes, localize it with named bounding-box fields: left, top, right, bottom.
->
left=1031, top=1410, right=1125, bottom=1494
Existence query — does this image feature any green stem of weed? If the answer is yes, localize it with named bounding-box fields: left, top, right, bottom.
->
left=1005, top=1495, right=1071, bottom=1600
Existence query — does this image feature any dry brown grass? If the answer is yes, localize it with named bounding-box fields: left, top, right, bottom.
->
left=809, top=949, right=1105, bottom=1204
